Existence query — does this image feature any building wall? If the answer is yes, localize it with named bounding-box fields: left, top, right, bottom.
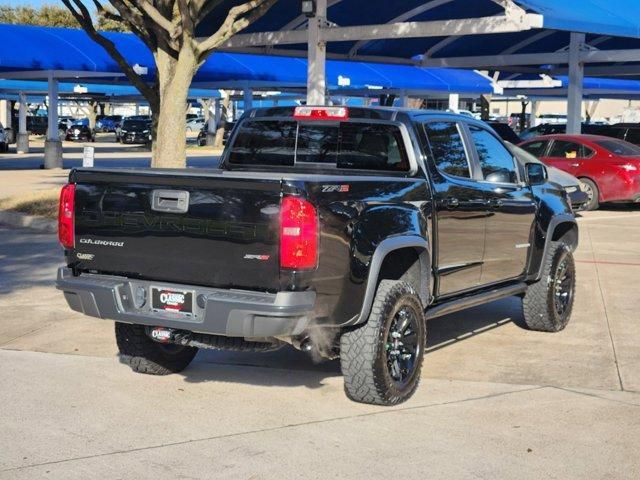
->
left=490, top=98, right=640, bottom=123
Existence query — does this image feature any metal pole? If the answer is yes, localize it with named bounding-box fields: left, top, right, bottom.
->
left=530, top=100, right=539, bottom=127
left=18, top=93, right=27, bottom=134
left=307, top=0, right=327, bottom=106
left=243, top=86, right=253, bottom=111
left=47, top=77, right=59, bottom=141
left=17, top=92, right=29, bottom=154
left=567, top=32, right=585, bottom=135
left=448, top=93, right=460, bottom=112
left=44, top=75, right=62, bottom=168
left=400, top=91, right=409, bottom=108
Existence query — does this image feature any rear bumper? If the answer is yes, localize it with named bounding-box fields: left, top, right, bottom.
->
left=56, top=267, right=315, bottom=338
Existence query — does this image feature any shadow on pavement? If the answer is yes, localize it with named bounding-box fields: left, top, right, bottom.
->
left=176, top=296, right=522, bottom=389
left=0, top=227, right=62, bottom=294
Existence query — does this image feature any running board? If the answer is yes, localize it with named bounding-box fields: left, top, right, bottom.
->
left=426, top=282, right=527, bottom=320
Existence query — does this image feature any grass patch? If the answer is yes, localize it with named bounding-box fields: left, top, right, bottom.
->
left=0, top=188, right=60, bottom=219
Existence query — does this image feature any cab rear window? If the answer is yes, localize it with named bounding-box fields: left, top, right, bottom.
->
left=228, top=120, right=410, bottom=172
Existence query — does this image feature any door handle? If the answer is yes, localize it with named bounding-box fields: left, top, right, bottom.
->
left=570, top=163, right=580, bottom=167
left=488, top=198, right=503, bottom=209
left=444, top=197, right=460, bottom=209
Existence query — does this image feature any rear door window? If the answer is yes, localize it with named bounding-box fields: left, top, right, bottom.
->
left=228, top=120, right=409, bottom=172
left=521, top=140, right=549, bottom=158
left=423, top=121, right=471, bottom=178
left=548, top=140, right=593, bottom=159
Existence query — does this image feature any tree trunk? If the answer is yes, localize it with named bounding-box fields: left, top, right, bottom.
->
left=87, top=100, right=98, bottom=129
left=152, top=47, right=197, bottom=168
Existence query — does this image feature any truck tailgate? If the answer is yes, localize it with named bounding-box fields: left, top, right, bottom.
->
left=70, top=169, right=282, bottom=291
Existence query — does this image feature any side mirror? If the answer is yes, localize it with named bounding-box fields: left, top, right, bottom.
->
left=525, top=162, right=547, bottom=185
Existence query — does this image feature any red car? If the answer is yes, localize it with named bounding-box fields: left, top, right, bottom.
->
left=519, top=134, right=640, bottom=210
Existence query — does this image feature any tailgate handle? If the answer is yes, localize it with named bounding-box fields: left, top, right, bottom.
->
left=151, top=190, right=190, bottom=213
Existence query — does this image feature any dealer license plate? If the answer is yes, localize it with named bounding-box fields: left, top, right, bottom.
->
left=151, top=287, right=194, bottom=314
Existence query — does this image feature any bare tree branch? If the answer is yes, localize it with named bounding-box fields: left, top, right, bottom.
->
left=177, top=0, right=194, bottom=37
left=62, top=0, right=159, bottom=110
left=196, top=0, right=276, bottom=60
left=135, top=0, right=175, bottom=35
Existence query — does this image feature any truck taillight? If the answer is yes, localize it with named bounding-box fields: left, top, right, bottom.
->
left=280, top=196, right=318, bottom=270
left=58, top=183, right=75, bottom=249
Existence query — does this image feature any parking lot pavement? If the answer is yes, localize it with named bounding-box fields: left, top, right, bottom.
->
left=0, top=208, right=639, bottom=479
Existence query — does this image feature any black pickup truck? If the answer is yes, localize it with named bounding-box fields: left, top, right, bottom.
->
left=56, top=106, right=578, bottom=405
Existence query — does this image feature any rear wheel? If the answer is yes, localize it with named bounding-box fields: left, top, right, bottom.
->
left=579, top=178, right=599, bottom=211
left=340, top=280, right=426, bottom=406
left=523, top=241, right=576, bottom=332
left=115, top=322, right=198, bottom=375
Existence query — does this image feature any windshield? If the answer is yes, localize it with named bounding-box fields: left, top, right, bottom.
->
left=595, top=139, right=640, bottom=156
left=228, top=120, right=409, bottom=172
left=122, top=120, right=149, bottom=130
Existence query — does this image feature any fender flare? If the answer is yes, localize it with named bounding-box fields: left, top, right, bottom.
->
left=350, top=235, right=430, bottom=326
left=534, top=213, right=578, bottom=281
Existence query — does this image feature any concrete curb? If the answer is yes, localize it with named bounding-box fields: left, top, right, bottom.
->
left=0, top=210, right=56, bottom=233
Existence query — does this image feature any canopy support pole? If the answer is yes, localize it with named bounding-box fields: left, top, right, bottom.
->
left=44, top=75, right=62, bottom=169
left=448, top=93, right=460, bottom=112
left=400, top=91, right=409, bottom=108
left=530, top=100, right=539, bottom=127
left=307, top=0, right=327, bottom=106
left=243, top=86, right=253, bottom=111
left=17, top=92, right=29, bottom=154
left=567, top=32, right=585, bottom=135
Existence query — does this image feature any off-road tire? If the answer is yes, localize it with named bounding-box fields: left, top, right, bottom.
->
left=579, top=178, right=599, bottom=211
left=340, top=280, right=426, bottom=406
left=115, top=322, right=198, bottom=375
left=523, top=241, right=576, bottom=332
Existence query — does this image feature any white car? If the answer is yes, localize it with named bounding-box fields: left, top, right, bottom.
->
left=186, top=117, right=205, bottom=132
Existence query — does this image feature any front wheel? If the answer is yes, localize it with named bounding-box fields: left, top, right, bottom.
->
left=340, top=280, right=426, bottom=406
left=115, top=322, right=198, bottom=375
left=522, top=241, right=576, bottom=332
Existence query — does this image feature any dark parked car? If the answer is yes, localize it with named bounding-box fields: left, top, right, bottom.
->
left=26, top=116, right=48, bottom=135
left=607, top=123, right=640, bottom=146
left=57, top=106, right=578, bottom=406
left=487, top=121, right=522, bottom=144
left=520, top=123, right=612, bottom=141
left=520, top=134, right=640, bottom=210
left=65, top=123, right=95, bottom=142
left=118, top=119, right=151, bottom=144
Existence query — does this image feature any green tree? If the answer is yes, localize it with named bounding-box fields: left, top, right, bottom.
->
left=96, top=5, right=129, bottom=32
left=63, top=0, right=277, bottom=168
left=0, top=5, right=78, bottom=27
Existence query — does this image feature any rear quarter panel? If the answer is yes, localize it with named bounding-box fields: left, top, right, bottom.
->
left=281, top=177, right=432, bottom=325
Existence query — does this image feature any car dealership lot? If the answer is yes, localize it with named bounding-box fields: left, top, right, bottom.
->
left=0, top=208, right=639, bottom=479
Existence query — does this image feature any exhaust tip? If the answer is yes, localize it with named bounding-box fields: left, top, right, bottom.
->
left=300, top=338, right=313, bottom=353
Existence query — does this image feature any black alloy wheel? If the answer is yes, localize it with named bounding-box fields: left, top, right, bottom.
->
left=552, top=251, right=575, bottom=319
left=385, top=306, right=421, bottom=387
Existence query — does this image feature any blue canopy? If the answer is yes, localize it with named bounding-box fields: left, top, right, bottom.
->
left=199, top=0, right=640, bottom=75
left=1, top=24, right=493, bottom=94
